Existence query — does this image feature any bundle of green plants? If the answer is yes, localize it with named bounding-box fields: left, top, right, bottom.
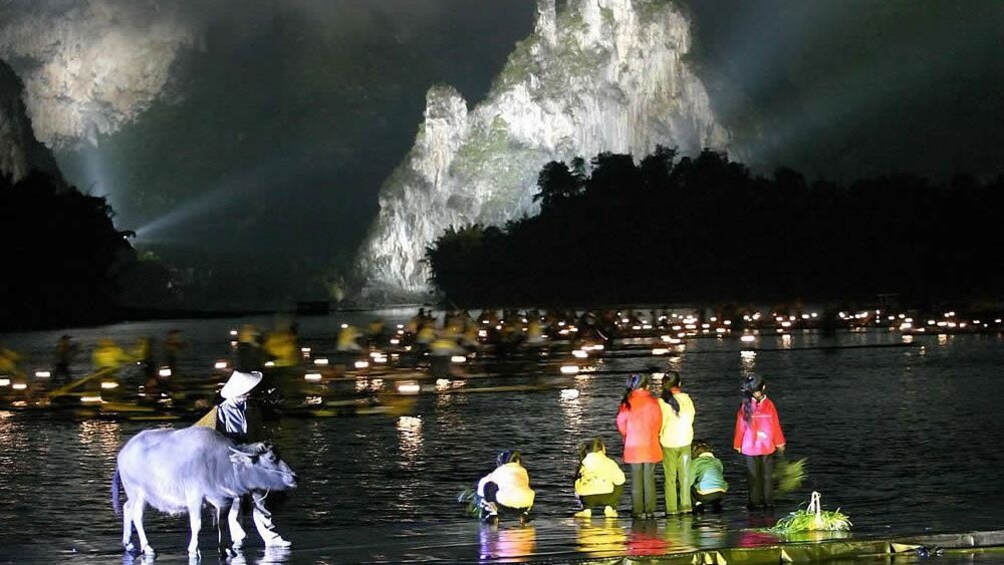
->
left=768, top=491, right=852, bottom=533
left=458, top=488, right=488, bottom=520
left=774, top=456, right=808, bottom=494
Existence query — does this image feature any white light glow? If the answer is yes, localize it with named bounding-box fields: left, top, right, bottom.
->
left=560, top=388, right=580, bottom=400
left=397, top=381, right=420, bottom=395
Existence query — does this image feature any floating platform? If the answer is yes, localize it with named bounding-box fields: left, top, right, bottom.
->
left=19, top=522, right=1004, bottom=564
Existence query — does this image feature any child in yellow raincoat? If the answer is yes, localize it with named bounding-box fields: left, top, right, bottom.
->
left=573, top=437, right=626, bottom=518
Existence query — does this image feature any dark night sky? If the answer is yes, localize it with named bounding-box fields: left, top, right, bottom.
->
left=36, top=0, right=1004, bottom=281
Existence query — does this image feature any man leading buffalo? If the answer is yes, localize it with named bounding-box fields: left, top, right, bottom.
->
left=216, top=370, right=292, bottom=549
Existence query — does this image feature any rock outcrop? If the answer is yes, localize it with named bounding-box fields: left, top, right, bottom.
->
left=358, top=0, right=730, bottom=300
left=0, top=1, right=199, bottom=146
left=0, top=59, right=62, bottom=182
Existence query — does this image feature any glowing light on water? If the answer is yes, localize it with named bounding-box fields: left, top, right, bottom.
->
left=396, top=381, right=420, bottom=395
left=314, top=358, right=329, bottom=366
left=304, top=373, right=322, bottom=382
left=158, top=368, right=171, bottom=377
left=214, top=360, right=228, bottom=370
left=354, top=361, right=369, bottom=369
left=560, top=365, right=580, bottom=375
left=560, top=388, right=580, bottom=400
left=451, top=355, right=466, bottom=363
left=11, top=383, right=27, bottom=391
left=397, top=416, right=423, bottom=471
left=652, top=348, right=669, bottom=355
left=0, top=378, right=9, bottom=387
left=572, top=350, right=588, bottom=358
left=100, top=381, right=119, bottom=389
left=398, top=415, right=422, bottom=430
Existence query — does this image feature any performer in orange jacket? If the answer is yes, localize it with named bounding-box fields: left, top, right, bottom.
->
left=616, top=372, right=663, bottom=519
left=733, top=374, right=786, bottom=510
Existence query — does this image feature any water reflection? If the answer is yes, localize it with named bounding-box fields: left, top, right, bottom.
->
left=223, top=547, right=293, bottom=565
left=120, top=552, right=156, bottom=565
left=740, top=350, right=757, bottom=377
left=397, top=415, right=423, bottom=470
left=78, top=420, right=122, bottom=457
left=626, top=520, right=669, bottom=557
left=559, top=388, right=584, bottom=438
left=777, top=530, right=852, bottom=543
left=479, top=525, right=536, bottom=561
left=0, top=410, right=29, bottom=473
left=575, top=519, right=627, bottom=557
left=738, top=513, right=783, bottom=547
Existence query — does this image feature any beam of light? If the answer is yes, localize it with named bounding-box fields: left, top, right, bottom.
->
left=131, top=158, right=291, bottom=242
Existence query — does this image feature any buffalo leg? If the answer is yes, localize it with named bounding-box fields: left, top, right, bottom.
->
left=130, top=494, right=154, bottom=554
left=228, top=498, right=247, bottom=549
left=186, top=492, right=202, bottom=555
left=121, top=499, right=134, bottom=551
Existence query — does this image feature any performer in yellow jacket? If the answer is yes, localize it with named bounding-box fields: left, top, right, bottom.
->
left=658, top=370, right=696, bottom=514
left=573, top=437, right=626, bottom=518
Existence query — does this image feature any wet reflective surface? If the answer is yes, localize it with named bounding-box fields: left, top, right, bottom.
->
left=2, top=313, right=1004, bottom=563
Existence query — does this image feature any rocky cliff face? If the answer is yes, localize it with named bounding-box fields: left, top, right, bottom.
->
left=0, top=59, right=62, bottom=182
left=0, top=1, right=199, bottom=147
left=358, top=0, right=730, bottom=300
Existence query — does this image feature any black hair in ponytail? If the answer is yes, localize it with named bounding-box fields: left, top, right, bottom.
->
left=661, top=371, right=682, bottom=415
left=741, top=374, right=765, bottom=423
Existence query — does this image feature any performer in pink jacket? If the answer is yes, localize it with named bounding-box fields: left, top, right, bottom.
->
left=616, top=372, right=663, bottom=519
left=733, top=374, right=786, bottom=510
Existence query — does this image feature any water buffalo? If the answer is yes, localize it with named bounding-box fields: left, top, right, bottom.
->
left=111, top=426, right=297, bottom=556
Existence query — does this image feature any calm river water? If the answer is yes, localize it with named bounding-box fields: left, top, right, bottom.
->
left=1, top=310, right=1003, bottom=563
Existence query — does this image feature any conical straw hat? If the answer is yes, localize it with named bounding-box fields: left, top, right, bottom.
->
left=220, top=370, right=263, bottom=399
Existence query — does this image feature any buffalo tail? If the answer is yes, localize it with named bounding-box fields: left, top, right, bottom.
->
left=111, top=467, right=121, bottom=516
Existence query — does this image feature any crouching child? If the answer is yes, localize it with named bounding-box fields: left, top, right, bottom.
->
left=573, top=437, right=625, bottom=518
left=689, top=439, right=728, bottom=513
left=477, top=450, right=535, bottom=525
